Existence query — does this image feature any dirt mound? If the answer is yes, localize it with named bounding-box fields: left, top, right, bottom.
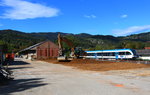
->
left=44, top=59, right=150, bottom=71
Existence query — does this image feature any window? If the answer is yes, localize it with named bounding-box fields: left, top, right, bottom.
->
left=97, top=53, right=102, bottom=56
left=87, top=53, right=95, bottom=56
left=119, top=52, right=125, bottom=55
left=109, top=52, right=115, bottom=56
left=97, top=52, right=115, bottom=56
left=131, top=50, right=137, bottom=55
left=126, top=52, right=131, bottom=55
left=119, top=52, right=131, bottom=55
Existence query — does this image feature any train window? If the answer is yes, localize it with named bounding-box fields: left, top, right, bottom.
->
left=103, top=53, right=109, bottom=56
left=87, top=53, right=95, bottom=56
left=97, top=53, right=102, bottom=56
left=97, top=52, right=115, bottom=56
left=118, top=52, right=131, bottom=55
left=131, top=50, right=137, bottom=55
left=126, top=52, right=131, bottom=55
left=109, top=53, right=112, bottom=56
left=119, top=52, right=125, bottom=55
left=87, top=53, right=90, bottom=56
left=107, top=53, right=110, bottom=56
left=103, top=53, right=106, bottom=56
left=113, top=53, right=115, bottom=56
left=103, top=53, right=107, bottom=56
left=109, top=52, right=115, bottom=56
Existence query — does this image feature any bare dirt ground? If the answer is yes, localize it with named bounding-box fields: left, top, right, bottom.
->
left=0, top=58, right=150, bottom=95
left=44, top=59, right=150, bottom=71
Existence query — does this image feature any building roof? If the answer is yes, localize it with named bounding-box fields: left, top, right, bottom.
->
left=18, top=40, right=48, bottom=53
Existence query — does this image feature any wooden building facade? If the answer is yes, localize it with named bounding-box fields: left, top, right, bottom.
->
left=36, top=41, right=59, bottom=59
left=19, top=40, right=59, bottom=59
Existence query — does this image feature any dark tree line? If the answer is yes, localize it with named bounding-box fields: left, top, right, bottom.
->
left=0, top=29, right=150, bottom=53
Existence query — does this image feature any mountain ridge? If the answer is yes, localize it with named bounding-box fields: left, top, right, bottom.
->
left=0, top=29, right=150, bottom=52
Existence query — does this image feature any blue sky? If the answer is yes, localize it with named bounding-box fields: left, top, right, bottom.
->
left=0, top=0, right=150, bottom=36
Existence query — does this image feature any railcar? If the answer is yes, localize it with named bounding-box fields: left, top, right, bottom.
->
left=85, top=49, right=138, bottom=60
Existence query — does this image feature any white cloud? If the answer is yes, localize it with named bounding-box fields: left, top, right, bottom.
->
left=121, top=14, right=128, bottom=18
left=0, top=0, right=60, bottom=20
left=84, top=14, right=96, bottom=19
left=113, top=25, right=150, bottom=36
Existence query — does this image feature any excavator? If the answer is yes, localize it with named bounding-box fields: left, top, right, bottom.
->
left=57, top=34, right=85, bottom=61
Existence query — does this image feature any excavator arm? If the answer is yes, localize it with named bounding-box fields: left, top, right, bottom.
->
left=57, top=34, right=86, bottom=61
left=57, top=34, right=74, bottom=61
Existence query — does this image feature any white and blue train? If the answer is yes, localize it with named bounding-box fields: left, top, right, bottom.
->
left=85, top=49, right=138, bottom=60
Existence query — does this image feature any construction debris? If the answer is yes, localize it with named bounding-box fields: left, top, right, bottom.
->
left=0, top=66, right=13, bottom=86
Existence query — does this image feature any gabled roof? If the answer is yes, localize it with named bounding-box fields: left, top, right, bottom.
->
left=18, top=40, right=48, bottom=53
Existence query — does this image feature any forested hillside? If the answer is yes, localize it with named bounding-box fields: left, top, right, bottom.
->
left=0, top=29, right=150, bottom=52
left=0, top=30, right=44, bottom=52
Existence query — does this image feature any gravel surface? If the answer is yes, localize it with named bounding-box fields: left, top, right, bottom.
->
left=44, top=59, right=150, bottom=71
left=0, top=58, right=150, bottom=95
